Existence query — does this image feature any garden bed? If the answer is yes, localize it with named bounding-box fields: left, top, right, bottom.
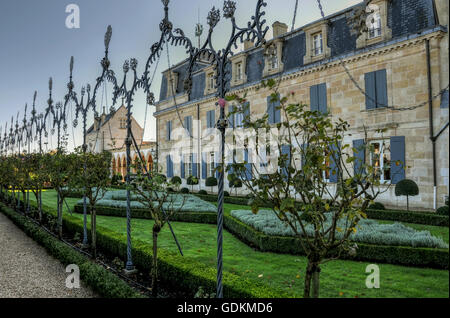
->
left=71, top=200, right=449, bottom=269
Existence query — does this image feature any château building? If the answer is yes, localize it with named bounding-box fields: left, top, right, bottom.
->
left=154, top=0, right=449, bottom=210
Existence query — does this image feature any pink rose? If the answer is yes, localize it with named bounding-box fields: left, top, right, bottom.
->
left=218, top=98, right=226, bottom=108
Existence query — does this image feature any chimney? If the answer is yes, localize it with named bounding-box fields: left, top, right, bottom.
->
left=435, top=0, right=448, bottom=26
left=272, top=21, right=288, bottom=38
left=101, top=106, right=107, bottom=122
left=244, top=39, right=254, bottom=50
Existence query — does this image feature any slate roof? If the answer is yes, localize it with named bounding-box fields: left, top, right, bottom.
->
left=157, top=0, right=440, bottom=106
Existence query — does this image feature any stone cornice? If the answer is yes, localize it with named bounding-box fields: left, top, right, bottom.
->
left=154, top=28, right=446, bottom=117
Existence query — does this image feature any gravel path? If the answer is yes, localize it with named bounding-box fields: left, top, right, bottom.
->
left=0, top=212, right=97, bottom=298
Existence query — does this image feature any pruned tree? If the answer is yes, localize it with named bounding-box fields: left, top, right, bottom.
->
left=227, top=80, right=396, bottom=298
left=44, top=150, right=77, bottom=238
left=27, top=153, right=49, bottom=223
left=68, top=148, right=112, bottom=257
left=132, top=161, right=186, bottom=297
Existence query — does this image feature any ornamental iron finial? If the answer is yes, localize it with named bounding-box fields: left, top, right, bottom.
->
left=223, top=1, right=236, bottom=19
left=207, top=7, right=221, bottom=29
left=105, top=25, right=112, bottom=50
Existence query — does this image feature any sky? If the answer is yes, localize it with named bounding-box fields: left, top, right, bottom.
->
left=0, top=0, right=361, bottom=151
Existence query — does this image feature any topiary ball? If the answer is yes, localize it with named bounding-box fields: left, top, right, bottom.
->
left=436, top=206, right=449, bottom=216
left=171, top=176, right=182, bottom=185
left=198, top=190, right=208, bottom=195
left=395, top=179, right=419, bottom=197
left=369, top=202, right=385, bottom=210
left=181, top=187, right=189, bottom=194
left=206, top=177, right=218, bottom=187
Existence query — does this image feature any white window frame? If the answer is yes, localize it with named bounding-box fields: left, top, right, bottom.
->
left=209, top=152, right=215, bottom=178
left=368, top=12, right=382, bottom=39
left=235, top=62, right=242, bottom=81
left=119, top=118, right=127, bottom=129
left=313, top=32, right=323, bottom=56
left=369, top=140, right=391, bottom=183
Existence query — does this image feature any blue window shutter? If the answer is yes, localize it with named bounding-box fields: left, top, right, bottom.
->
left=390, top=136, right=406, bottom=184
left=181, top=155, right=185, bottom=179
left=318, top=83, right=328, bottom=114
left=310, top=85, right=319, bottom=112
left=229, top=105, right=235, bottom=128
left=202, top=152, right=207, bottom=180
left=166, top=122, right=169, bottom=141
left=281, top=144, right=291, bottom=177
left=189, top=116, right=193, bottom=136
left=184, top=117, right=189, bottom=137
left=166, top=155, right=170, bottom=177
left=353, top=139, right=366, bottom=176
left=329, top=142, right=341, bottom=183
left=376, top=69, right=388, bottom=108
left=211, top=110, right=216, bottom=127
left=244, top=149, right=252, bottom=180
left=206, top=111, right=211, bottom=129
left=365, top=72, right=376, bottom=110
left=192, top=153, right=198, bottom=177
left=274, top=95, right=281, bottom=123
left=441, top=90, right=449, bottom=108
left=267, top=96, right=274, bottom=124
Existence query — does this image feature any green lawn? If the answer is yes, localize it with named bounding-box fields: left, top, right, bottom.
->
left=30, top=190, right=449, bottom=298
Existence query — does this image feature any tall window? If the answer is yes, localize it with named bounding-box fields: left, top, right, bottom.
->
left=267, top=45, right=278, bottom=71
left=188, top=154, right=193, bottom=177
left=119, top=118, right=127, bottom=129
left=313, top=32, right=323, bottom=56
left=209, top=152, right=215, bottom=177
left=368, top=12, right=382, bottom=39
left=370, top=140, right=391, bottom=183
left=235, top=62, right=243, bottom=81
left=208, top=73, right=215, bottom=90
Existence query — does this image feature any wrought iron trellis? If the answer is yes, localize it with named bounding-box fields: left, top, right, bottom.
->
left=134, top=0, right=269, bottom=297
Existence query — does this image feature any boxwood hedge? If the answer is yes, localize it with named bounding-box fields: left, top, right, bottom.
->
left=0, top=202, right=143, bottom=298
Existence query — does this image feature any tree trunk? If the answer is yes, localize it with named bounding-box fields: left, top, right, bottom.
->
left=304, top=260, right=321, bottom=298
left=39, top=190, right=42, bottom=224
left=303, top=262, right=313, bottom=298
left=91, top=207, right=97, bottom=258
left=312, top=265, right=321, bottom=298
left=58, top=195, right=63, bottom=239
left=152, top=225, right=160, bottom=298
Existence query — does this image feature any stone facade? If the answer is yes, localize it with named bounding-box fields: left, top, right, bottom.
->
left=153, top=0, right=449, bottom=210
left=85, top=103, right=144, bottom=153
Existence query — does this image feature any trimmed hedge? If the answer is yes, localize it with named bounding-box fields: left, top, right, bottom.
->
left=0, top=203, right=143, bottom=298
left=13, top=197, right=284, bottom=298
left=223, top=213, right=449, bottom=270
left=365, top=209, right=449, bottom=227
left=74, top=204, right=217, bottom=225
left=74, top=202, right=449, bottom=269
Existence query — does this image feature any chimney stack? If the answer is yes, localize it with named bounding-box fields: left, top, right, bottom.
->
left=244, top=39, right=254, bottom=50
left=272, top=21, right=288, bottom=38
